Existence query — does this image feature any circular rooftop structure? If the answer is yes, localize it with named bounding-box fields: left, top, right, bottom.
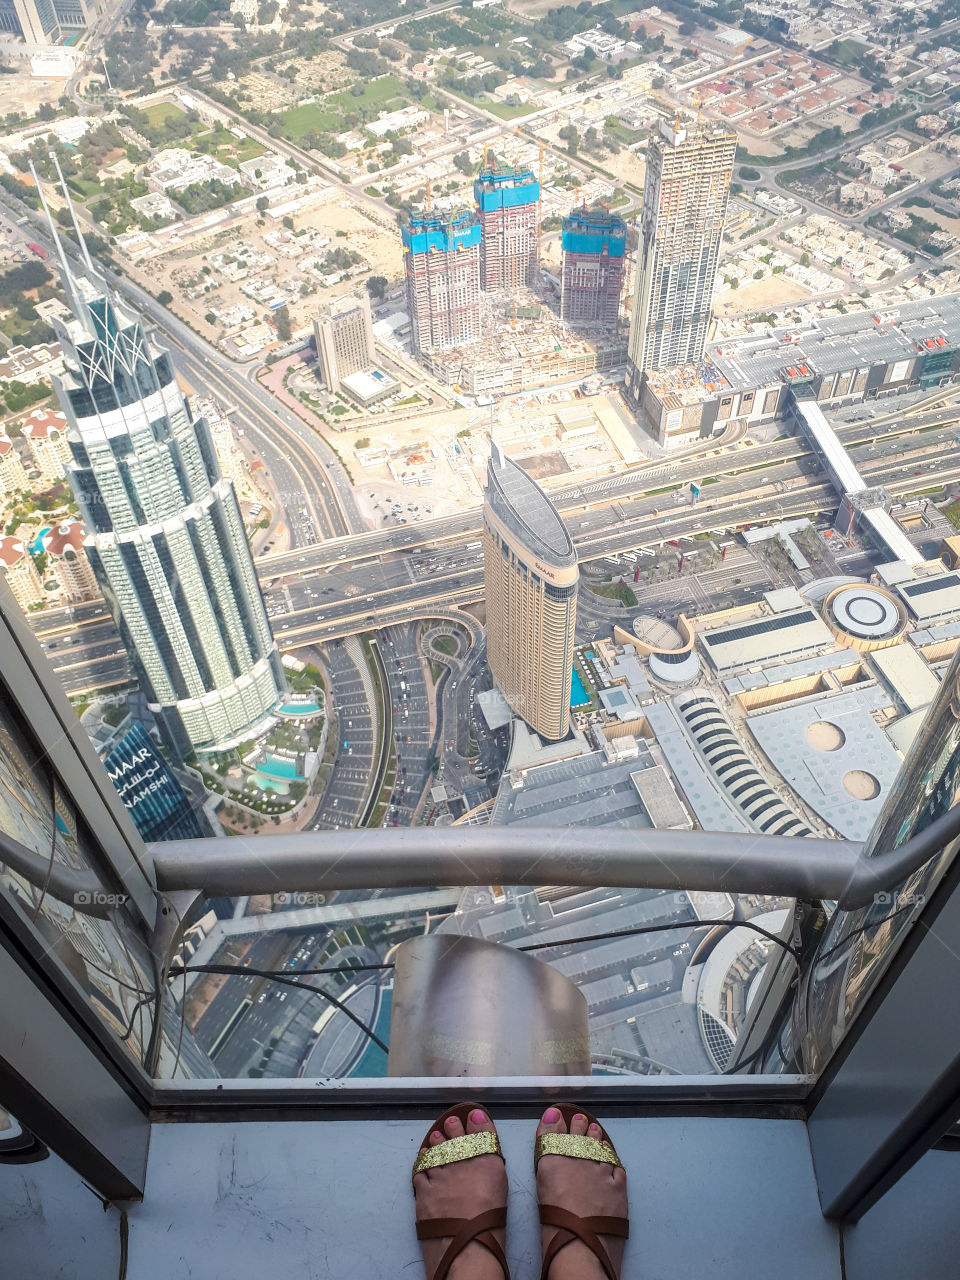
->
left=806, top=721, right=845, bottom=752
left=824, top=584, right=906, bottom=649
left=843, top=770, right=881, bottom=801
left=649, top=649, right=701, bottom=685
left=633, top=615, right=683, bottom=650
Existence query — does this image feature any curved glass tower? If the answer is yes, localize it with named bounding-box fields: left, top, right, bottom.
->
left=48, top=251, right=283, bottom=758
left=483, top=443, right=579, bottom=741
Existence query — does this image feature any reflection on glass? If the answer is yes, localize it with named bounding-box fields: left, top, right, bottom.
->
left=0, top=698, right=157, bottom=1070
left=796, top=649, right=960, bottom=1076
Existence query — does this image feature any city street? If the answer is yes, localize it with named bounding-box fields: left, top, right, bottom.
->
left=310, top=637, right=376, bottom=831
left=381, top=624, right=433, bottom=827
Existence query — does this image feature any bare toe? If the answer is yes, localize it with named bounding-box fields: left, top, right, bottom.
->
left=570, top=1111, right=589, bottom=1136
left=443, top=1113, right=465, bottom=1138
left=466, top=1107, right=496, bottom=1134
left=537, top=1106, right=567, bottom=1138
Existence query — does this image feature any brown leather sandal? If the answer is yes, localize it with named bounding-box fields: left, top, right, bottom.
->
left=534, top=1103, right=629, bottom=1280
left=412, top=1102, right=510, bottom=1280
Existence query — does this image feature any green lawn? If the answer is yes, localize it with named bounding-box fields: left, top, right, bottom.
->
left=434, top=634, right=458, bottom=656
left=280, top=102, right=343, bottom=140
left=282, top=75, right=411, bottom=140
left=604, top=122, right=646, bottom=146
left=69, top=176, right=101, bottom=199
left=485, top=100, right=536, bottom=120
left=824, top=38, right=869, bottom=68
left=141, top=101, right=186, bottom=127
left=591, top=581, right=638, bottom=607
left=324, top=74, right=408, bottom=115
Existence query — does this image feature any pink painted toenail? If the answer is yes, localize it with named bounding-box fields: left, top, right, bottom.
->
left=543, top=1107, right=560, bottom=1123
left=471, top=1109, right=487, bottom=1124
left=574, top=1114, right=586, bottom=1123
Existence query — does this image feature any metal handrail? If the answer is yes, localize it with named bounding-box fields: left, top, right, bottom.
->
left=146, top=798, right=960, bottom=909
left=7, top=797, right=960, bottom=918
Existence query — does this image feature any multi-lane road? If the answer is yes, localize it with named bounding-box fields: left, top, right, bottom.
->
left=38, top=407, right=960, bottom=691
left=0, top=195, right=358, bottom=546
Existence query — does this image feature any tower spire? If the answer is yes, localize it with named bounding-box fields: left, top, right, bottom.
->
left=51, top=150, right=95, bottom=274
left=28, top=160, right=85, bottom=321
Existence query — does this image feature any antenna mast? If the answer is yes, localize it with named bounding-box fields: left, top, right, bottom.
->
left=51, top=150, right=94, bottom=273
left=28, top=161, right=85, bottom=319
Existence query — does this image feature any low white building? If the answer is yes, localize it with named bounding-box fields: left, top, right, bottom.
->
left=238, top=153, right=296, bottom=189
left=564, top=28, right=626, bottom=59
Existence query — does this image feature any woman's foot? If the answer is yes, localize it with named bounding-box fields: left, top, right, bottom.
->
left=413, top=1107, right=508, bottom=1280
left=536, top=1108, right=629, bottom=1280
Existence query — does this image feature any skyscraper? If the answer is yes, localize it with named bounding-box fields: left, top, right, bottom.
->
left=560, top=207, right=627, bottom=329
left=0, top=0, right=60, bottom=42
left=42, top=195, right=284, bottom=759
left=482, top=443, right=579, bottom=741
left=402, top=212, right=482, bottom=354
left=625, top=116, right=736, bottom=399
left=313, top=292, right=375, bottom=396
left=102, top=721, right=205, bottom=844
left=473, top=168, right=540, bottom=292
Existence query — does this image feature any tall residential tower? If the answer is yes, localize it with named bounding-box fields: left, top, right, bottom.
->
left=473, top=168, right=540, bottom=292
left=560, top=207, right=627, bottom=330
left=625, top=117, right=736, bottom=400
left=483, top=443, right=579, bottom=741
left=313, top=292, right=375, bottom=396
left=402, top=212, right=482, bottom=354
left=45, top=215, right=284, bottom=758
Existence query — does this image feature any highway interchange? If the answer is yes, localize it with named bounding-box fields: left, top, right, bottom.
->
left=35, top=394, right=960, bottom=692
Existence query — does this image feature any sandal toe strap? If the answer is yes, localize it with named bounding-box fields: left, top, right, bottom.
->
left=413, top=1130, right=502, bottom=1177
left=538, top=1205, right=629, bottom=1280
left=417, top=1206, right=509, bottom=1280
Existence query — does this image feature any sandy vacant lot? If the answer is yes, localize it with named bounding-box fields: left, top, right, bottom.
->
left=132, top=194, right=405, bottom=345
left=713, top=275, right=812, bottom=317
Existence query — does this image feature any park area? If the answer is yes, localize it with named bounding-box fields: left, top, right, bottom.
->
left=279, top=75, right=411, bottom=144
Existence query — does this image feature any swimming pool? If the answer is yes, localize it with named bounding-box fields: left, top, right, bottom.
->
left=280, top=702, right=321, bottom=716
left=253, top=772, right=290, bottom=795
left=570, top=666, right=590, bottom=707
left=259, top=755, right=299, bottom=779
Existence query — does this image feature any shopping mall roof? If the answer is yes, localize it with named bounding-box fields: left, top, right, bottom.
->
left=869, top=644, right=940, bottom=713
left=721, top=646, right=860, bottom=696
left=491, top=748, right=657, bottom=828
left=746, top=685, right=902, bottom=840
left=699, top=608, right=834, bottom=672
left=630, top=765, right=692, bottom=830
left=485, top=442, right=577, bottom=567
left=642, top=701, right=749, bottom=833
left=709, top=293, right=960, bottom=392
left=897, top=571, right=960, bottom=620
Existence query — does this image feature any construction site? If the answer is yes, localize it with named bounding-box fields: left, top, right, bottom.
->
left=401, top=160, right=629, bottom=395
left=418, top=294, right=627, bottom=396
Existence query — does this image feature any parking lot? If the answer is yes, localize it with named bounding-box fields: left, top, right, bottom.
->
left=311, top=637, right=376, bottom=831
left=382, top=623, right=434, bottom=827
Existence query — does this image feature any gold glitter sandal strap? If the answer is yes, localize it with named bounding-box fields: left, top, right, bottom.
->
left=413, top=1130, right=503, bottom=1178
left=534, top=1132, right=621, bottom=1170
